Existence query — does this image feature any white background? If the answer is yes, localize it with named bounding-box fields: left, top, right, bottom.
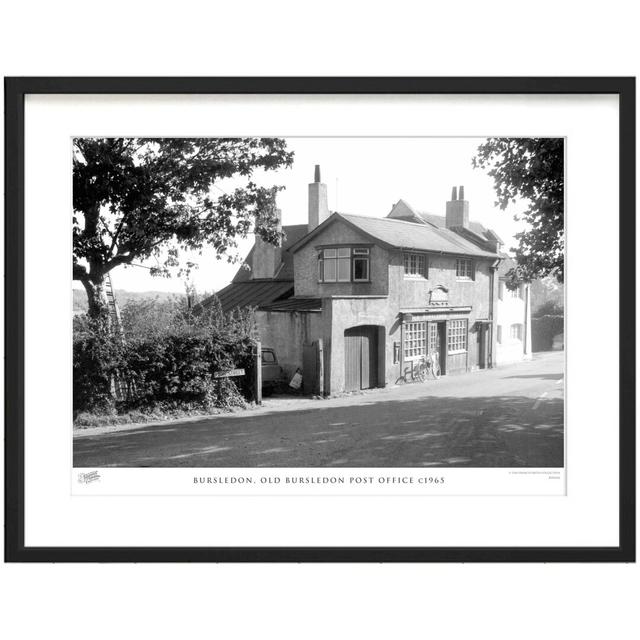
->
left=1, top=2, right=638, bottom=639
left=27, top=94, right=605, bottom=547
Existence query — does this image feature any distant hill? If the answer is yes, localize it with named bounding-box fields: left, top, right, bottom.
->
left=73, top=289, right=187, bottom=313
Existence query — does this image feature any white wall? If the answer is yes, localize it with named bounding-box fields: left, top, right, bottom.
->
left=496, top=284, right=532, bottom=365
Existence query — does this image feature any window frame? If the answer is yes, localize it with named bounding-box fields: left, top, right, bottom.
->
left=317, top=245, right=371, bottom=283
left=455, top=258, right=474, bottom=281
left=510, top=323, right=523, bottom=341
left=403, top=251, right=428, bottom=279
left=447, top=319, right=468, bottom=354
left=403, top=321, right=427, bottom=361
left=352, top=247, right=370, bottom=282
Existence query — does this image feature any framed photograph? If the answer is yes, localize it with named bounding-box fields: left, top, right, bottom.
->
left=5, top=77, right=635, bottom=562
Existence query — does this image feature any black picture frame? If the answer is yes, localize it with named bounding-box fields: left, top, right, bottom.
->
left=4, top=76, right=635, bottom=563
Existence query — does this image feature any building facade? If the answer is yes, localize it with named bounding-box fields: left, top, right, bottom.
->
left=204, top=167, right=530, bottom=394
left=496, top=258, right=533, bottom=364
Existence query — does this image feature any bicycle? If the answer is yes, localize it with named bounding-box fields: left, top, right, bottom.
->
left=398, top=356, right=429, bottom=384
left=426, top=352, right=441, bottom=380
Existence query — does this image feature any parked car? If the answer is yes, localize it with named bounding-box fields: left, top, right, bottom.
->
left=261, top=348, right=284, bottom=395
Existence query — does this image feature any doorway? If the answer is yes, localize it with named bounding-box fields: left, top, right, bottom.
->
left=428, top=321, right=447, bottom=375
left=344, top=325, right=379, bottom=391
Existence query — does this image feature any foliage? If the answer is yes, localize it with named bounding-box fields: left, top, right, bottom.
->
left=73, top=138, right=293, bottom=316
left=531, top=314, right=564, bottom=352
left=473, top=138, right=564, bottom=285
left=73, top=298, right=258, bottom=418
left=73, top=317, right=124, bottom=414
left=532, top=300, right=563, bottom=318
left=530, top=276, right=564, bottom=316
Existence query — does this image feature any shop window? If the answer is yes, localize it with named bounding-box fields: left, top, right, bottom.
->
left=447, top=319, right=468, bottom=353
left=403, top=321, right=427, bottom=361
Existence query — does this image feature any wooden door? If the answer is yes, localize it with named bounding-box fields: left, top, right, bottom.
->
left=344, top=326, right=378, bottom=391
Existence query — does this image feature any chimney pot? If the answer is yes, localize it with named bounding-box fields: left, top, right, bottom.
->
left=445, top=185, right=469, bottom=229
left=308, top=165, right=329, bottom=231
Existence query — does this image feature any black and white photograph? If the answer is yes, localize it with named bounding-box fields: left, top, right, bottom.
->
left=72, top=136, right=565, bottom=472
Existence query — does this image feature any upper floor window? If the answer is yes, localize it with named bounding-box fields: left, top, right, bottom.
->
left=456, top=258, right=474, bottom=280
left=508, top=285, right=522, bottom=299
left=510, top=323, right=523, bottom=340
left=403, top=252, right=428, bottom=279
left=318, top=246, right=370, bottom=283
left=498, top=280, right=505, bottom=300
left=497, top=325, right=503, bottom=344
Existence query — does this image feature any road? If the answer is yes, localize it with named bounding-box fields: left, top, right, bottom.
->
left=74, top=351, right=564, bottom=468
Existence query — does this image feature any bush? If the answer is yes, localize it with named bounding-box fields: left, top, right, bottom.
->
left=73, top=299, right=258, bottom=418
left=73, top=317, right=124, bottom=414
left=531, top=314, right=564, bottom=352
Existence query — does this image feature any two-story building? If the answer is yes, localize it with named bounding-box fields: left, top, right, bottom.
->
left=203, top=166, right=525, bottom=395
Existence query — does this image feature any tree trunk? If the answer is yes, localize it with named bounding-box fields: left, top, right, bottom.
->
left=81, top=277, right=110, bottom=321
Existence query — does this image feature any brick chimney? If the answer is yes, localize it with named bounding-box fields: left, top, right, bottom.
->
left=308, top=164, right=329, bottom=232
left=252, top=207, right=282, bottom=279
left=445, top=184, right=469, bottom=229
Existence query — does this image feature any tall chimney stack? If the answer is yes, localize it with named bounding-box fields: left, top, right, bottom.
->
left=445, top=184, right=469, bottom=229
left=252, top=207, right=282, bottom=279
left=308, top=164, right=329, bottom=232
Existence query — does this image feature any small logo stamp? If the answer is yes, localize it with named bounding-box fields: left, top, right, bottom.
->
left=78, top=470, right=101, bottom=484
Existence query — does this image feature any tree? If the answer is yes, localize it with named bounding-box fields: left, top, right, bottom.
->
left=73, top=138, right=293, bottom=318
left=473, top=138, right=564, bottom=284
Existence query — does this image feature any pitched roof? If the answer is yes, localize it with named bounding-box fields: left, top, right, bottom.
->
left=388, top=199, right=503, bottom=245
left=232, top=224, right=308, bottom=283
left=336, top=213, right=500, bottom=258
left=199, top=280, right=293, bottom=314
left=259, top=297, right=322, bottom=312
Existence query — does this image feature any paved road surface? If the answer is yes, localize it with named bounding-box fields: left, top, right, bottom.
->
left=74, top=351, right=564, bottom=468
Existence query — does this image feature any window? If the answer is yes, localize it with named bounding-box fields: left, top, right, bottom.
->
left=508, top=285, right=522, bottom=299
left=456, top=258, right=474, bottom=280
left=403, top=321, right=427, bottom=360
left=318, top=246, right=370, bottom=283
left=353, top=247, right=370, bottom=281
left=320, top=248, right=337, bottom=281
left=510, top=323, right=523, bottom=340
left=447, top=319, right=467, bottom=353
left=261, top=350, right=276, bottom=363
left=403, top=252, right=428, bottom=278
left=337, top=248, right=351, bottom=282
left=498, top=280, right=505, bottom=300
left=497, top=325, right=502, bottom=344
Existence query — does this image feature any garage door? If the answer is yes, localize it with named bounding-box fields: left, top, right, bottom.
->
left=344, top=326, right=379, bottom=391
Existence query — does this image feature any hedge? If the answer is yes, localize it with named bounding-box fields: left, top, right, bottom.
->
left=73, top=305, right=257, bottom=416
left=531, top=314, right=564, bottom=352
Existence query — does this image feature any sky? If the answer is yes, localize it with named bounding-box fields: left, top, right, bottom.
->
left=74, top=137, right=528, bottom=295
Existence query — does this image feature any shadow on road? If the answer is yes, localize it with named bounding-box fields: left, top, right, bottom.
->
left=74, top=393, right=565, bottom=469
